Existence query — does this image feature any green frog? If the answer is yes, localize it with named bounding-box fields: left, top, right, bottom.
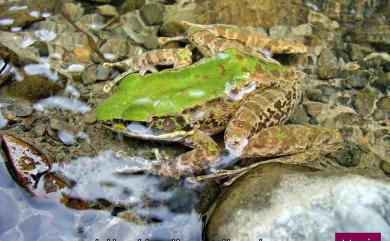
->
left=96, top=22, right=343, bottom=177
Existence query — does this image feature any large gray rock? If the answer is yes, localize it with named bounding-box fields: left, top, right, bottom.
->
left=207, top=163, right=390, bottom=241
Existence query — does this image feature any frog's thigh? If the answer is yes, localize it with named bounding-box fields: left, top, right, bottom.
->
left=243, top=125, right=331, bottom=158
left=163, top=130, right=221, bottom=176
left=224, top=89, right=290, bottom=154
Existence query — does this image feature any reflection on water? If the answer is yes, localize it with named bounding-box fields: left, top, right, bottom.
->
left=0, top=152, right=203, bottom=240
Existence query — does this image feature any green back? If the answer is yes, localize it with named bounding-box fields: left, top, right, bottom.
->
left=96, top=49, right=286, bottom=121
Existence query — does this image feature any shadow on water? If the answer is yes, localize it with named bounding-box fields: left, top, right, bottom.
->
left=0, top=152, right=205, bottom=241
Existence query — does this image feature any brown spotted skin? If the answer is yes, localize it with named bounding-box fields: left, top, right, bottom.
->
left=184, top=22, right=307, bottom=55
left=243, top=125, right=343, bottom=158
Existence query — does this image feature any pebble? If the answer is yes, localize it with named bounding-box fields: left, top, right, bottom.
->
left=335, top=142, right=362, bottom=166
left=372, top=72, right=390, bottom=93
left=84, top=112, right=97, bottom=124
left=140, top=3, right=165, bottom=26
left=291, top=24, right=312, bottom=37
left=353, top=88, right=376, bottom=116
left=317, top=66, right=338, bottom=80
left=34, top=124, right=46, bottom=137
left=376, top=96, right=390, bottom=113
left=97, top=4, right=118, bottom=17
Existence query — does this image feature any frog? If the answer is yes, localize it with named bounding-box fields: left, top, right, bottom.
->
left=95, top=22, right=343, bottom=177
left=102, top=21, right=307, bottom=92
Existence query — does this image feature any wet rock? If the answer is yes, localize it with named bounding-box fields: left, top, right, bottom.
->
left=347, top=43, right=373, bottom=62
left=82, top=64, right=110, bottom=84
left=288, top=105, right=310, bottom=124
left=0, top=7, right=43, bottom=30
left=207, top=164, right=390, bottom=241
left=353, top=88, right=376, bottom=116
left=377, top=96, right=390, bottom=113
left=84, top=112, right=97, bottom=124
left=100, top=37, right=130, bottom=62
left=372, top=72, right=390, bottom=93
left=97, top=4, right=118, bottom=17
left=318, top=66, right=338, bottom=80
left=306, top=88, right=323, bottom=101
left=381, top=159, right=390, bottom=174
left=2, top=100, right=33, bottom=117
left=34, top=123, right=46, bottom=137
left=0, top=190, right=19, bottom=235
left=119, top=0, right=145, bottom=13
left=333, top=112, right=365, bottom=126
left=340, top=69, right=369, bottom=89
left=0, top=43, right=19, bottom=86
left=334, top=142, right=362, bottom=167
left=291, top=24, right=312, bottom=37
left=140, top=3, right=165, bottom=26
left=363, top=52, right=390, bottom=69
left=346, top=25, right=390, bottom=52
left=160, top=10, right=196, bottom=37
left=196, top=0, right=308, bottom=28
left=318, top=48, right=338, bottom=68
left=143, top=33, right=159, bottom=49
left=0, top=112, right=7, bottom=129
left=5, top=75, right=62, bottom=102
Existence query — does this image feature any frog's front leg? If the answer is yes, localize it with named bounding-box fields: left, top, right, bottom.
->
left=103, top=48, right=193, bottom=92
left=155, top=130, right=221, bottom=177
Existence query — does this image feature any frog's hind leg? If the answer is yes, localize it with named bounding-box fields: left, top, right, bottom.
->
left=243, top=125, right=343, bottom=159
left=156, top=130, right=221, bottom=177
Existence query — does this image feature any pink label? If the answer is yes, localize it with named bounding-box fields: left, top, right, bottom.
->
left=335, top=233, right=381, bottom=241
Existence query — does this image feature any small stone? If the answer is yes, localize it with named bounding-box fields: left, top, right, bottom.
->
left=335, top=142, right=362, bottom=167
left=363, top=52, right=390, bottom=69
left=377, top=96, right=390, bottom=113
left=372, top=72, right=390, bottom=93
left=288, top=105, right=310, bottom=124
left=96, top=65, right=110, bottom=81
left=140, top=3, right=165, bottom=26
left=143, top=33, right=159, bottom=50
left=82, top=65, right=97, bottom=84
left=318, top=48, right=338, bottom=68
left=333, top=112, right=365, bottom=126
left=84, top=112, right=97, bottom=124
left=353, top=88, right=376, bottom=116
left=120, top=0, right=145, bottom=13
left=306, top=88, right=323, bottom=101
left=347, top=43, right=373, bottom=62
left=34, top=124, right=46, bottom=137
left=381, top=159, right=390, bottom=174
left=160, top=10, right=196, bottom=37
left=374, top=128, right=388, bottom=138
left=73, top=47, right=91, bottom=63
left=97, top=4, right=118, bottom=17
left=291, top=24, right=312, bottom=37
left=317, top=66, right=338, bottom=80
left=340, top=69, right=369, bottom=89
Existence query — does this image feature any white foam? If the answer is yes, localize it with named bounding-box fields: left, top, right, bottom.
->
left=29, top=10, right=40, bottom=18
left=24, top=63, right=59, bottom=81
left=33, top=96, right=91, bottom=113
left=0, top=19, right=14, bottom=26
left=67, top=64, right=85, bottom=73
left=34, top=29, right=56, bottom=41
left=9, top=5, right=28, bottom=11
left=19, top=37, right=35, bottom=48
left=58, top=131, right=75, bottom=145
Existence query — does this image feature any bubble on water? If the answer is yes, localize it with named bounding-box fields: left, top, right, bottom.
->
left=34, top=29, right=56, bottom=41
left=67, top=64, right=85, bottom=73
left=217, top=52, right=230, bottom=59
left=29, top=10, right=40, bottom=18
left=10, top=27, right=21, bottom=32
left=225, top=81, right=256, bottom=101
left=0, top=19, right=14, bottom=26
left=260, top=48, right=273, bottom=59
left=9, top=5, right=28, bottom=11
left=41, top=12, right=51, bottom=18
left=24, top=63, right=59, bottom=81
left=0, top=112, right=7, bottom=129
left=33, top=96, right=91, bottom=113
left=65, top=86, right=80, bottom=98
left=58, top=131, right=75, bottom=146
left=103, top=53, right=116, bottom=60
left=19, top=37, right=35, bottom=48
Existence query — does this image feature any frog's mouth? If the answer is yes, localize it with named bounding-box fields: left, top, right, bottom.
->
left=104, top=121, right=193, bottom=142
